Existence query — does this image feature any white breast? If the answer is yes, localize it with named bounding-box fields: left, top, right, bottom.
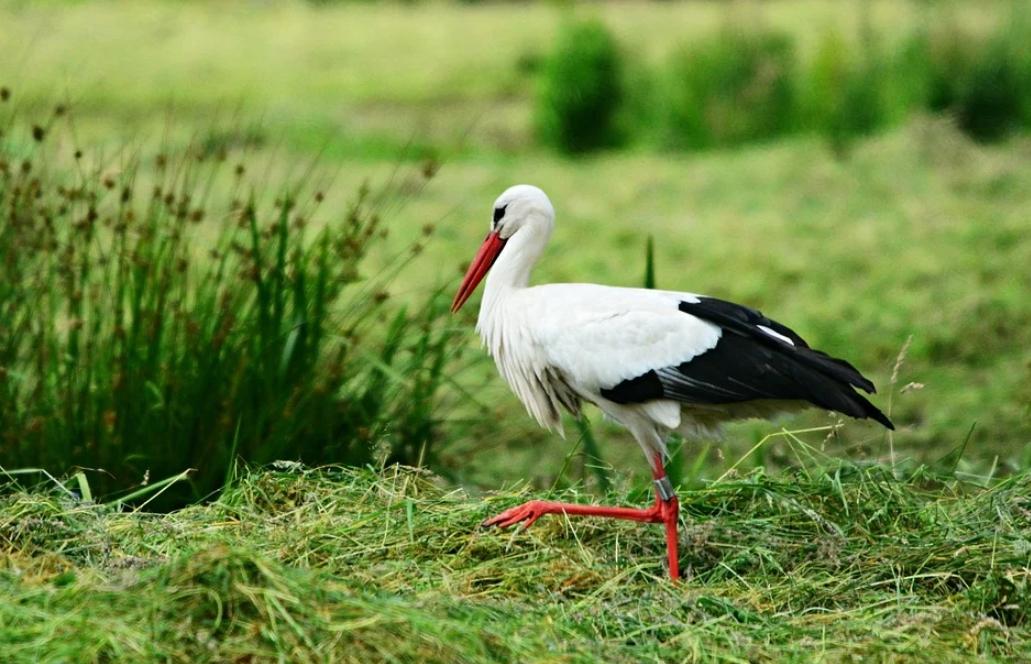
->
left=477, top=283, right=722, bottom=434
left=477, top=295, right=572, bottom=433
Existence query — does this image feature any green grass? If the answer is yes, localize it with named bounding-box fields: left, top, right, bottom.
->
left=1, top=462, right=1029, bottom=661
left=2, top=4, right=1031, bottom=656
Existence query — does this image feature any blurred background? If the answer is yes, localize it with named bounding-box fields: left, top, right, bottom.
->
left=1, top=0, right=1029, bottom=507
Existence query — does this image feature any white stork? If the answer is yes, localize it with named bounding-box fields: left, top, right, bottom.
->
left=452, top=184, right=893, bottom=580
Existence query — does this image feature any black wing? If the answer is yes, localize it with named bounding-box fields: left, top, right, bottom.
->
left=600, top=297, right=894, bottom=430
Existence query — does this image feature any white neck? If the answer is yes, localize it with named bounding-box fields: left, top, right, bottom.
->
left=479, top=219, right=551, bottom=317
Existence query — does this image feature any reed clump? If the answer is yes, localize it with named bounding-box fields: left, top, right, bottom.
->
left=0, top=93, right=458, bottom=506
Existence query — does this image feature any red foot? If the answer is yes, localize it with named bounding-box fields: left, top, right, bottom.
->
left=482, top=494, right=681, bottom=580
left=481, top=500, right=551, bottom=529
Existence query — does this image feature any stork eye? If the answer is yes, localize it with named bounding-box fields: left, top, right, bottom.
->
left=493, top=205, right=507, bottom=224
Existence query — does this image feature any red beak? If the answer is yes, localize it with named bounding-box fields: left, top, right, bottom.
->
left=451, top=231, right=506, bottom=313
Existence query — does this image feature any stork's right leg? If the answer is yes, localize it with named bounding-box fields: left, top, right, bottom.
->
left=482, top=455, right=681, bottom=580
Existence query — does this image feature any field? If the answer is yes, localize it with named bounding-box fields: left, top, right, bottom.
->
left=2, top=0, right=1031, bottom=660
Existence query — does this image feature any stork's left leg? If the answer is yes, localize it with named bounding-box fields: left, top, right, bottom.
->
left=481, top=455, right=681, bottom=580
left=651, top=455, right=680, bottom=581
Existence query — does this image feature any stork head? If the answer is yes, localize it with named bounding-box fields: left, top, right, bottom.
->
left=489, top=184, right=555, bottom=240
left=451, top=185, right=554, bottom=313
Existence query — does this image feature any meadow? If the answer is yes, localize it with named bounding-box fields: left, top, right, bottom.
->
left=1, top=0, right=1030, bottom=660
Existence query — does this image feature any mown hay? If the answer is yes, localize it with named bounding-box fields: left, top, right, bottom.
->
left=1, top=464, right=1029, bottom=661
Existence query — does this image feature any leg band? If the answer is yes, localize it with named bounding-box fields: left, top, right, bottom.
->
left=654, top=476, right=676, bottom=502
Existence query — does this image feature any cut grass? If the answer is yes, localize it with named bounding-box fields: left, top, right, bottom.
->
left=1, top=463, right=1028, bottom=661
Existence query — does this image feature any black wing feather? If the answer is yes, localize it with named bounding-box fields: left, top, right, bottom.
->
left=678, top=298, right=876, bottom=394
left=601, top=297, right=894, bottom=430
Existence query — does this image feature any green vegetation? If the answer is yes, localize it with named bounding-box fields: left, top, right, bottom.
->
left=0, top=0, right=1027, bottom=498
left=2, top=1, right=1031, bottom=657
left=0, top=0, right=1027, bottom=493
left=661, top=28, right=796, bottom=149
left=536, top=20, right=624, bottom=153
left=0, top=101, right=457, bottom=505
left=550, top=9, right=1031, bottom=153
left=1, top=463, right=1029, bottom=661
left=932, top=24, right=1031, bottom=141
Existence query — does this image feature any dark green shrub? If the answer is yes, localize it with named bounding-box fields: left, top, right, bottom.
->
left=0, top=98, right=458, bottom=506
left=953, top=39, right=1031, bottom=141
left=923, top=17, right=1031, bottom=142
left=536, top=20, right=624, bottom=153
left=956, top=44, right=1022, bottom=140
left=531, top=12, right=1031, bottom=152
left=661, top=29, right=796, bottom=149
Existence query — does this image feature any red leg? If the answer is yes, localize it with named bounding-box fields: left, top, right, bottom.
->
left=659, top=494, right=680, bottom=581
left=651, top=455, right=681, bottom=581
left=483, top=455, right=681, bottom=580
left=482, top=499, right=666, bottom=528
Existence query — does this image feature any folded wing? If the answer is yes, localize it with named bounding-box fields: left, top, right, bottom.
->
left=599, top=296, right=894, bottom=430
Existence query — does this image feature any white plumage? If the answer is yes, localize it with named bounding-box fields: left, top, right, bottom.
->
left=479, top=284, right=722, bottom=453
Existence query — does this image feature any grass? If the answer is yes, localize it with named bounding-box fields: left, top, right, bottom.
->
left=2, top=3, right=1031, bottom=655
left=1, top=461, right=1029, bottom=661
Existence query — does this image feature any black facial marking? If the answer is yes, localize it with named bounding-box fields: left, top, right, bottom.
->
left=493, top=204, right=507, bottom=225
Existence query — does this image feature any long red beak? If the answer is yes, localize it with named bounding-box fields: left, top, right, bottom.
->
left=451, top=231, right=506, bottom=313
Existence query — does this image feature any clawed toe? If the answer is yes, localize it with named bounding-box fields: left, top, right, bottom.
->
left=481, top=501, right=543, bottom=529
